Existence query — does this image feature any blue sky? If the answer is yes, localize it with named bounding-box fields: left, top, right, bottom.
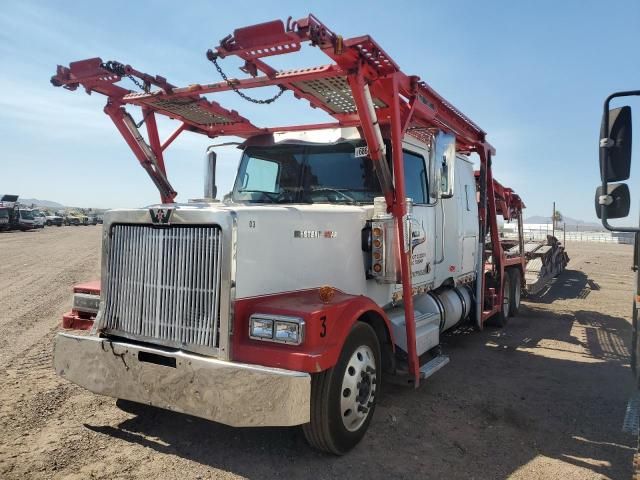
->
left=1, top=0, right=639, bottom=223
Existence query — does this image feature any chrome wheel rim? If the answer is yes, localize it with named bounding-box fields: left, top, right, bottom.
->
left=340, top=345, right=377, bottom=432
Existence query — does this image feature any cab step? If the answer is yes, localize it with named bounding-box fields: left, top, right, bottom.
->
left=419, top=355, right=450, bottom=380
left=386, top=354, right=450, bottom=386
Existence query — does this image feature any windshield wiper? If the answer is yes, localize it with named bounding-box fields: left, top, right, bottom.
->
left=309, top=187, right=359, bottom=205
left=238, top=190, right=297, bottom=204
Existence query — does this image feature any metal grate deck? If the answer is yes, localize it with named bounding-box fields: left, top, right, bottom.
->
left=292, top=76, right=386, bottom=114
left=144, top=97, right=234, bottom=125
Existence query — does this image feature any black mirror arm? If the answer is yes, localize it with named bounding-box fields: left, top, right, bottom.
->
left=601, top=90, right=640, bottom=233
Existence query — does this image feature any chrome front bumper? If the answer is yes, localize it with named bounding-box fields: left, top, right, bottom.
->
left=54, top=333, right=311, bottom=427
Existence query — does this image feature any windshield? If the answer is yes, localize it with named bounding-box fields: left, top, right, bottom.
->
left=19, top=210, right=34, bottom=220
left=232, top=142, right=382, bottom=204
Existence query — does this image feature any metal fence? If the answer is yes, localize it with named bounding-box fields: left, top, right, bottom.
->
left=502, top=224, right=634, bottom=244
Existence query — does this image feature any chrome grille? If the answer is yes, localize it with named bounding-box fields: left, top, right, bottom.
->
left=102, top=224, right=223, bottom=352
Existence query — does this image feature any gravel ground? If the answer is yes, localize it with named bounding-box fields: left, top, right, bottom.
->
left=0, top=227, right=636, bottom=479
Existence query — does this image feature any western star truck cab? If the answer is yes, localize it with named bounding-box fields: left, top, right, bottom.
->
left=51, top=15, right=531, bottom=454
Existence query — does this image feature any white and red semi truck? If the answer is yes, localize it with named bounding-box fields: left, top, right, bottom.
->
left=52, top=15, right=529, bottom=454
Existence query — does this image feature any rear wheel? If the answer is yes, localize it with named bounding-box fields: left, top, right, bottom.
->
left=490, top=273, right=511, bottom=328
left=507, top=268, right=522, bottom=317
left=302, top=322, right=381, bottom=455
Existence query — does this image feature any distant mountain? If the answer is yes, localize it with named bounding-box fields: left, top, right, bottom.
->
left=19, top=198, right=65, bottom=209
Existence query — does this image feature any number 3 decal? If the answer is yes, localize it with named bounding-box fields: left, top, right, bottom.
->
left=320, top=316, right=327, bottom=338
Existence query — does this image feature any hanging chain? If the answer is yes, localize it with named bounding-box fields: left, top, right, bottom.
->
left=207, top=54, right=285, bottom=105
left=100, top=61, right=150, bottom=93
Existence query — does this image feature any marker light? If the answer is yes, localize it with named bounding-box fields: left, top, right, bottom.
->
left=72, top=293, right=100, bottom=314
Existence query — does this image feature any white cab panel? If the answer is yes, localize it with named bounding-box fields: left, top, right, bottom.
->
left=232, top=204, right=392, bottom=305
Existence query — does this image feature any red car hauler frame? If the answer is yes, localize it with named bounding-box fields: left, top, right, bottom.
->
left=51, top=14, right=524, bottom=386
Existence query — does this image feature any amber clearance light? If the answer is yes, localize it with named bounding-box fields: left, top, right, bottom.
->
left=319, top=285, right=335, bottom=303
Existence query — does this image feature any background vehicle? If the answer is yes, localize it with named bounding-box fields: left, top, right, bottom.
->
left=63, top=213, right=82, bottom=226
left=32, top=210, right=46, bottom=228
left=594, top=90, right=640, bottom=474
left=17, top=209, right=35, bottom=231
left=0, top=208, right=10, bottom=231
left=45, top=214, right=63, bottom=226
left=51, top=15, right=564, bottom=454
left=0, top=195, right=20, bottom=230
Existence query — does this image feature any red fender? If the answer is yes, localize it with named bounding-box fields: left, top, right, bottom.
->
left=232, top=288, right=394, bottom=373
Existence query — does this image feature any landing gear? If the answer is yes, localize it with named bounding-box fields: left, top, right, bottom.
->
left=303, top=322, right=381, bottom=455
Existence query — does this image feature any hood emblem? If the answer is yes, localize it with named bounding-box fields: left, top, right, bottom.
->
left=149, top=208, right=173, bottom=224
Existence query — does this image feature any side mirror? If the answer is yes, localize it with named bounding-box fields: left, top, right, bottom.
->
left=600, top=106, right=632, bottom=182
left=204, top=150, right=217, bottom=199
left=595, top=183, right=630, bottom=219
left=429, top=131, right=456, bottom=199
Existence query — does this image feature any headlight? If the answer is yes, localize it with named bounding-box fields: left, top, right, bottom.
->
left=249, top=317, right=274, bottom=339
left=249, top=314, right=305, bottom=345
left=72, top=293, right=100, bottom=314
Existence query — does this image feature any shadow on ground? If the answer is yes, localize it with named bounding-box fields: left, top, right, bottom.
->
left=527, top=269, right=595, bottom=303
left=84, top=304, right=635, bottom=479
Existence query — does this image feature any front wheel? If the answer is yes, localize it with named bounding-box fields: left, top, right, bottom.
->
left=302, top=322, right=381, bottom=455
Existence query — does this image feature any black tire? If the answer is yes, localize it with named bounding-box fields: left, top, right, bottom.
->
left=302, top=322, right=381, bottom=455
left=46, top=220, right=52, bottom=226
left=507, top=268, right=522, bottom=317
left=490, top=272, right=511, bottom=328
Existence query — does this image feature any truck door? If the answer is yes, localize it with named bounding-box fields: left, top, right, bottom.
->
left=403, top=148, right=436, bottom=289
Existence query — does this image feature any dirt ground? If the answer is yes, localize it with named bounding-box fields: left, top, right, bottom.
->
left=0, top=227, right=636, bottom=479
